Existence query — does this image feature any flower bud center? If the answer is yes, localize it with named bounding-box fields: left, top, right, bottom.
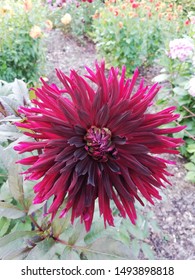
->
left=84, top=126, right=117, bottom=162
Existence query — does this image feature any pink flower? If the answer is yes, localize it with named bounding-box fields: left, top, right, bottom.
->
left=14, top=62, right=184, bottom=231
left=168, top=38, right=194, bottom=62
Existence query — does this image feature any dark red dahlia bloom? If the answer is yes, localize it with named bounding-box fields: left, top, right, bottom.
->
left=14, top=61, right=184, bottom=231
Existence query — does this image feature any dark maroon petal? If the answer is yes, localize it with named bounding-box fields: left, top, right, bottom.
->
left=95, top=104, right=110, bottom=127
left=112, top=135, right=127, bottom=145
left=119, top=143, right=149, bottom=154
left=87, top=161, right=97, bottom=186
left=68, top=136, right=85, bottom=147
left=74, top=125, right=86, bottom=135
left=75, top=156, right=91, bottom=176
left=106, top=160, right=120, bottom=173
left=74, top=148, right=88, bottom=160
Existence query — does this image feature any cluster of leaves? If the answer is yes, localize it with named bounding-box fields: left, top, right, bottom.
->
left=153, top=37, right=195, bottom=183
left=47, top=0, right=104, bottom=40
left=0, top=80, right=161, bottom=260
left=0, top=0, right=50, bottom=84
left=92, top=0, right=187, bottom=75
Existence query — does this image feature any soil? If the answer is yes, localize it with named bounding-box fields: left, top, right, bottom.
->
left=45, top=29, right=195, bottom=260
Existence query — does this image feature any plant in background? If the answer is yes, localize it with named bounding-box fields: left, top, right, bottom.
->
left=0, top=0, right=51, bottom=84
left=92, top=0, right=187, bottom=75
left=46, top=0, right=104, bottom=39
left=153, top=36, right=195, bottom=183
left=0, top=79, right=30, bottom=186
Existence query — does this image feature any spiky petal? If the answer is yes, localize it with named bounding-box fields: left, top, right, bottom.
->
left=14, top=61, right=185, bottom=231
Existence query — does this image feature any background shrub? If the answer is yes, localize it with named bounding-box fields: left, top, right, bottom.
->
left=47, top=0, right=104, bottom=40
left=92, top=0, right=187, bottom=75
left=0, top=0, right=50, bottom=84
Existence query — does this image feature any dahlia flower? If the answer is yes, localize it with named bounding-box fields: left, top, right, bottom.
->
left=29, top=25, right=42, bottom=39
left=15, top=62, right=184, bottom=231
left=168, top=38, right=194, bottom=62
left=61, top=13, right=72, bottom=25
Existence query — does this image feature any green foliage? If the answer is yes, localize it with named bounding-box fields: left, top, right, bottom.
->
left=93, top=0, right=187, bottom=75
left=47, top=0, right=104, bottom=40
left=0, top=0, right=50, bottom=83
left=153, top=36, right=195, bottom=183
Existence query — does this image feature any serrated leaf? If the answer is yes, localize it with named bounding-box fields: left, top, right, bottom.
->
left=141, top=243, right=155, bottom=259
left=0, top=202, right=26, bottom=219
left=84, top=237, right=134, bottom=260
left=25, top=238, right=57, bottom=260
left=68, top=221, right=85, bottom=246
left=84, top=220, right=106, bottom=245
left=60, top=247, right=80, bottom=260
left=8, top=163, right=24, bottom=203
left=0, top=231, right=36, bottom=260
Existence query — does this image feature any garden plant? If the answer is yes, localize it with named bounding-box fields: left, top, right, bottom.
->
left=0, top=0, right=194, bottom=260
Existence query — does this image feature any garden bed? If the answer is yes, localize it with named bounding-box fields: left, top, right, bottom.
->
left=45, top=29, right=195, bottom=260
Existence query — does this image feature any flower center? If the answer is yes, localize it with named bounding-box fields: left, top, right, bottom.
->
left=84, top=126, right=117, bottom=162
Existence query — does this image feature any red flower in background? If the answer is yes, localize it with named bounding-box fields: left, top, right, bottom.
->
left=15, top=62, right=184, bottom=231
left=82, top=0, right=93, bottom=3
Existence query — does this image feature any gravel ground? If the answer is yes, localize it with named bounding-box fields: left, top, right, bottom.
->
left=45, top=29, right=195, bottom=260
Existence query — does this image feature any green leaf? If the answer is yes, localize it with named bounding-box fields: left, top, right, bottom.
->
left=150, top=219, right=161, bottom=233
left=84, top=220, right=106, bottom=245
left=141, top=243, right=155, bottom=259
left=0, top=202, right=26, bottom=219
left=51, top=211, right=71, bottom=238
left=8, top=163, right=24, bottom=204
left=25, top=238, right=57, bottom=260
left=0, top=115, right=21, bottom=122
left=0, top=231, right=36, bottom=259
left=60, top=247, right=80, bottom=260
left=173, top=87, right=188, bottom=96
left=186, top=144, right=195, bottom=154
left=152, top=73, right=170, bottom=83
left=28, top=201, right=45, bottom=215
left=12, top=79, right=29, bottom=105
left=0, top=124, right=21, bottom=142
left=185, top=171, right=195, bottom=182
left=0, top=217, right=11, bottom=237
left=68, top=221, right=85, bottom=246
left=184, top=162, right=195, bottom=171
left=83, top=237, right=134, bottom=260
left=131, top=239, right=140, bottom=258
